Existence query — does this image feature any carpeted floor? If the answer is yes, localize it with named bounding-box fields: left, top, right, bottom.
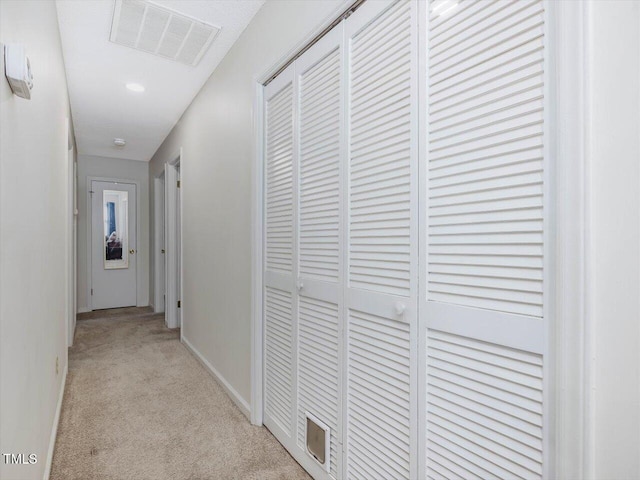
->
left=51, top=307, right=310, bottom=480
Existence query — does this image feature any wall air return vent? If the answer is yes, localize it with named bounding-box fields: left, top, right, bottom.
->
left=110, top=0, right=221, bottom=66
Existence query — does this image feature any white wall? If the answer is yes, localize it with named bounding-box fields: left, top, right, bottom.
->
left=149, top=0, right=344, bottom=406
left=77, top=155, right=149, bottom=312
left=588, top=1, right=640, bottom=478
left=0, top=1, right=73, bottom=479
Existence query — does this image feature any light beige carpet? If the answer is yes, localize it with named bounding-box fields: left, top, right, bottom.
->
left=51, top=308, right=310, bottom=480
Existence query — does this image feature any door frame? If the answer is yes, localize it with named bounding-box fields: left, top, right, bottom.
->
left=154, top=172, right=165, bottom=313
left=66, top=119, right=76, bottom=346
left=164, top=149, right=183, bottom=331
left=86, top=176, right=141, bottom=311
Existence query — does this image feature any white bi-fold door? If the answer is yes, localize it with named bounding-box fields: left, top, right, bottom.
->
left=263, top=1, right=552, bottom=479
left=344, top=1, right=418, bottom=478
left=263, top=24, right=345, bottom=480
left=422, top=1, right=550, bottom=478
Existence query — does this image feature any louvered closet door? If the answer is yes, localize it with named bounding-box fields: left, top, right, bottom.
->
left=263, top=64, right=297, bottom=442
left=345, top=2, right=418, bottom=479
left=424, top=1, right=550, bottom=479
left=295, top=26, right=344, bottom=480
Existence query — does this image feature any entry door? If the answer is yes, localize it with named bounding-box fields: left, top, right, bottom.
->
left=91, top=180, right=137, bottom=309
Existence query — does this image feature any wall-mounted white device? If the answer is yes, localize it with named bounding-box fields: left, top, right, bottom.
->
left=4, top=44, right=33, bottom=99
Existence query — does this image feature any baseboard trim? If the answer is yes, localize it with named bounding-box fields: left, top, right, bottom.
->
left=181, top=336, right=251, bottom=420
left=77, top=307, right=90, bottom=314
left=44, top=362, right=67, bottom=480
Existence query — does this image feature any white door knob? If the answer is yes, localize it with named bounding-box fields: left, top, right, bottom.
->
left=297, top=279, right=304, bottom=292
left=394, top=301, right=406, bottom=316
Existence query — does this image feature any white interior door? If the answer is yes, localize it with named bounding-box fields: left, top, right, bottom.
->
left=176, top=166, right=181, bottom=327
left=165, top=162, right=180, bottom=328
left=295, top=25, right=344, bottom=479
left=91, top=180, right=137, bottom=310
left=263, top=62, right=296, bottom=446
left=422, top=0, right=550, bottom=478
left=155, top=174, right=166, bottom=313
left=344, top=2, right=418, bottom=478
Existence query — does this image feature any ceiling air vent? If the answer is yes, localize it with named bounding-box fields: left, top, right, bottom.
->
left=110, top=0, right=221, bottom=66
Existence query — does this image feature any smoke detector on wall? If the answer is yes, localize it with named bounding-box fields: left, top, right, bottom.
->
left=110, top=0, right=221, bottom=67
left=4, top=44, right=33, bottom=99
left=114, top=138, right=126, bottom=147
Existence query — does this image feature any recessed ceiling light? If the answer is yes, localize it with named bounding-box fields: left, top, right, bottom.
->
left=114, top=138, right=126, bottom=147
left=126, top=82, right=145, bottom=92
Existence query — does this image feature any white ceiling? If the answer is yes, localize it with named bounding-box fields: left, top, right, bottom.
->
left=56, top=0, right=264, bottom=161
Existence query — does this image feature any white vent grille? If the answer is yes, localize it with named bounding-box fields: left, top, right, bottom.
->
left=110, top=0, right=220, bottom=66
left=349, top=0, right=413, bottom=297
left=427, top=0, right=545, bottom=317
left=347, top=309, right=411, bottom=480
left=265, top=286, right=294, bottom=433
left=426, top=330, right=543, bottom=479
left=299, top=48, right=341, bottom=283
left=266, top=83, right=294, bottom=274
left=297, top=296, right=339, bottom=479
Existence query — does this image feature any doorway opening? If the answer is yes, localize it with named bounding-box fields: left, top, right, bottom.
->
left=164, top=153, right=182, bottom=329
left=154, top=172, right=166, bottom=313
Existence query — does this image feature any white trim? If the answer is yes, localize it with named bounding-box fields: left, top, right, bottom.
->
left=583, top=2, right=596, bottom=478
left=164, top=149, right=182, bottom=330
left=43, top=363, right=67, bottom=480
left=77, top=307, right=90, bottom=314
left=66, top=119, right=76, bottom=347
left=416, top=1, right=428, bottom=478
left=153, top=173, right=165, bottom=314
left=553, top=2, right=592, bottom=478
left=250, top=79, right=264, bottom=426
left=542, top=2, right=558, bottom=476
left=181, top=335, right=251, bottom=420
left=86, top=176, right=142, bottom=311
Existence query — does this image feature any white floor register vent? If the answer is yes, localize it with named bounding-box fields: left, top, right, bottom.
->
left=110, top=0, right=220, bottom=66
left=306, top=412, right=330, bottom=473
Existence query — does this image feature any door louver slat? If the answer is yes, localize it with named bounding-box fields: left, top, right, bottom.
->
left=265, top=287, right=293, bottom=433
left=300, top=49, right=341, bottom=283
left=349, top=0, right=413, bottom=298
left=297, top=297, right=339, bottom=479
left=348, top=309, right=411, bottom=480
left=428, top=0, right=545, bottom=318
left=266, top=84, right=294, bottom=274
left=427, top=331, right=543, bottom=479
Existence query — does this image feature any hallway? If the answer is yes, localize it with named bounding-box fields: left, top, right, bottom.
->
left=2, top=1, right=640, bottom=479
left=51, top=309, right=309, bottom=480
